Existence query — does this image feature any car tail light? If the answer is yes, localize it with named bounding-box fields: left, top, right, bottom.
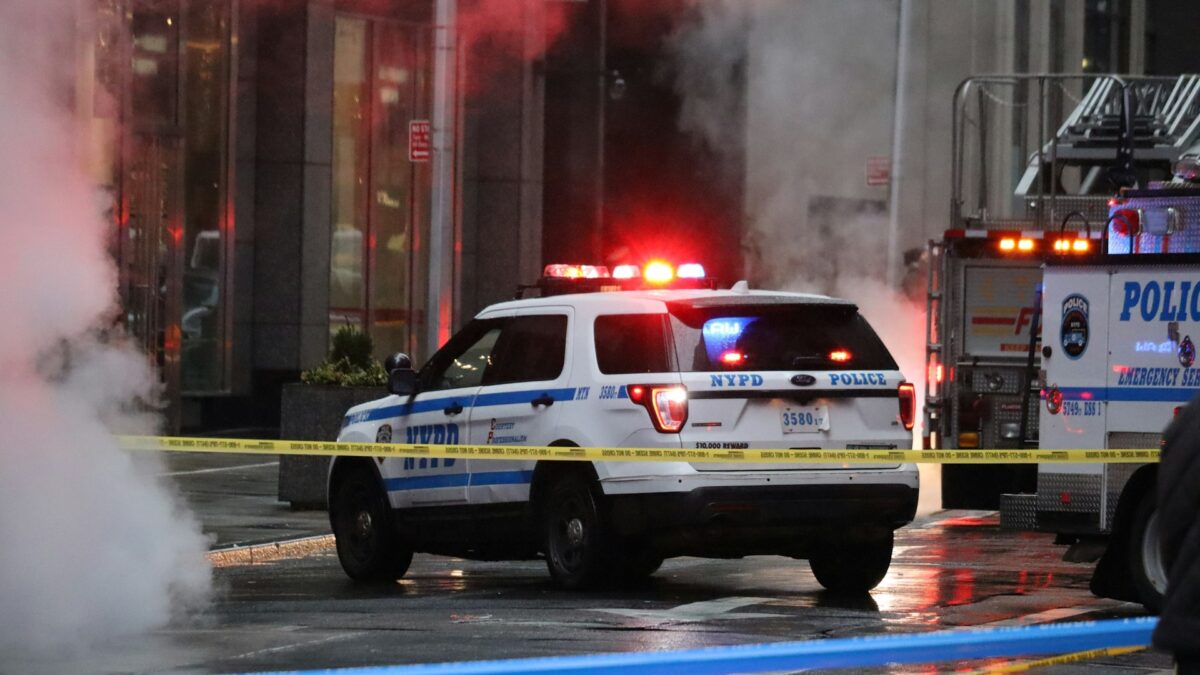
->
left=898, top=382, right=915, bottom=431
left=628, top=384, right=688, bottom=433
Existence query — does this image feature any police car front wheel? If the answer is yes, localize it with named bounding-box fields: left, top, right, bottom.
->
left=331, top=465, right=413, bottom=582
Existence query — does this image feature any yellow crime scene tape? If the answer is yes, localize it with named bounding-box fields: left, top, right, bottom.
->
left=117, top=435, right=1160, bottom=464
left=967, top=645, right=1145, bottom=674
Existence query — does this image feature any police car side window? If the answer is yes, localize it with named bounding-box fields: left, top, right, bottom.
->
left=483, top=315, right=568, bottom=385
left=419, top=319, right=505, bottom=392
left=594, top=314, right=673, bottom=375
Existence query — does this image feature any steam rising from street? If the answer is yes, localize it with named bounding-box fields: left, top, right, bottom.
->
left=0, top=0, right=211, bottom=657
left=670, top=1, right=940, bottom=511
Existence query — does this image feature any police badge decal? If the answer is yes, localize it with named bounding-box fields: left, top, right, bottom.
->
left=1180, top=335, right=1196, bottom=368
left=376, top=424, right=392, bottom=443
left=1061, top=294, right=1089, bottom=359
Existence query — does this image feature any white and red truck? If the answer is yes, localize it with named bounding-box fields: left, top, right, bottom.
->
left=924, top=72, right=1200, bottom=610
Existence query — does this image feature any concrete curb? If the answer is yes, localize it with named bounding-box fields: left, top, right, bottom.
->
left=207, top=534, right=335, bottom=568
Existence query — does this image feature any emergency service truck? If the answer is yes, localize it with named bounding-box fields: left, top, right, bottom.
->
left=925, top=74, right=1200, bottom=511
left=329, top=261, right=919, bottom=592
left=1000, top=158, right=1200, bottom=612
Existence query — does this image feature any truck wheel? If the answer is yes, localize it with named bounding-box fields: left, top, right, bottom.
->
left=543, top=473, right=610, bottom=589
left=1127, top=489, right=1167, bottom=612
left=331, top=466, right=412, bottom=582
left=808, top=530, right=894, bottom=594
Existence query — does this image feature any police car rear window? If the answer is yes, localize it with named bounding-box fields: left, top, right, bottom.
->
left=594, top=314, right=673, bottom=374
left=667, top=303, right=898, bottom=372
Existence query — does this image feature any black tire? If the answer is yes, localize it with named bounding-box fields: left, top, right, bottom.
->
left=542, top=473, right=611, bottom=589
left=613, top=543, right=664, bottom=583
left=808, top=530, right=894, bottom=594
left=330, top=465, right=413, bottom=582
left=1127, top=489, right=1166, bottom=613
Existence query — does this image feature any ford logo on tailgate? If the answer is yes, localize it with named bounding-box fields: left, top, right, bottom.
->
left=790, top=374, right=817, bottom=386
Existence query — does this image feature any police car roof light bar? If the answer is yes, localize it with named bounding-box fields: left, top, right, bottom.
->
left=612, top=264, right=641, bottom=279
left=544, top=264, right=610, bottom=279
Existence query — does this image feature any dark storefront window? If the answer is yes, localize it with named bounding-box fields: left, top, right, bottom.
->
left=117, top=0, right=235, bottom=402
left=331, top=15, right=432, bottom=359
left=180, top=0, right=233, bottom=393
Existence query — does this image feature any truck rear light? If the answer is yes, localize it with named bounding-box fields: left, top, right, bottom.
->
left=628, top=384, right=688, bottom=433
left=957, top=432, right=979, bottom=448
left=997, top=237, right=1036, bottom=253
left=898, top=382, right=915, bottom=431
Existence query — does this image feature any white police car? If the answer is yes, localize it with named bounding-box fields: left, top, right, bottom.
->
left=329, top=262, right=919, bottom=592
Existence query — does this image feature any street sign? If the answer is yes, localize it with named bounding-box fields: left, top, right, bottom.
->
left=866, top=156, right=890, bottom=187
left=409, top=120, right=431, bottom=162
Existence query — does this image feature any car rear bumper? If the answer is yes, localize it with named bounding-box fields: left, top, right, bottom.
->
left=606, top=483, right=918, bottom=558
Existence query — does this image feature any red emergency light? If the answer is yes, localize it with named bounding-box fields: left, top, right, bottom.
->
left=828, top=349, right=852, bottom=363
left=643, top=261, right=675, bottom=284
left=719, top=350, right=745, bottom=365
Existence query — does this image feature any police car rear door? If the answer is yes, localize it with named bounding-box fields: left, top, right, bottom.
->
left=383, top=318, right=503, bottom=507
left=668, top=298, right=906, bottom=470
left=465, top=308, right=574, bottom=504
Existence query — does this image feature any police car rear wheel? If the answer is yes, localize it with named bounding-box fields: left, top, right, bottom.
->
left=543, top=474, right=610, bottom=589
left=808, top=529, right=893, bottom=594
left=332, top=467, right=413, bottom=582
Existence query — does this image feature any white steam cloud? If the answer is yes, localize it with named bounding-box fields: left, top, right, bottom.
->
left=670, top=1, right=940, bottom=512
left=0, top=0, right=211, bottom=657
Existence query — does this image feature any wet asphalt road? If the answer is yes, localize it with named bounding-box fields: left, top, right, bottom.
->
left=6, top=452, right=1174, bottom=674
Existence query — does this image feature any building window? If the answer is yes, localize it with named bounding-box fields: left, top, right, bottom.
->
left=180, top=0, right=233, bottom=393
left=331, top=15, right=432, bottom=359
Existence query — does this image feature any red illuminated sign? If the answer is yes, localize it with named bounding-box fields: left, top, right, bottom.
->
left=409, top=120, right=431, bottom=162
left=866, top=156, right=890, bottom=187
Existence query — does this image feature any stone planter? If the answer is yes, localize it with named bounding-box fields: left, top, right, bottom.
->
left=278, top=383, right=385, bottom=509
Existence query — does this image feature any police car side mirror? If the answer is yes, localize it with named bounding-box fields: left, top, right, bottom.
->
left=388, top=368, right=418, bottom=397
left=384, top=352, right=413, bottom=373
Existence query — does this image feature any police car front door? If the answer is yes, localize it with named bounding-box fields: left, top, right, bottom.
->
left=384, top=319, right=503, bottom=508
left=465, top=310, right=573, bottom=505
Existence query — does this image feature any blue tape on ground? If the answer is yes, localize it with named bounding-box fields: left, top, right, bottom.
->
left=255, top=616, right=1157, bottom=675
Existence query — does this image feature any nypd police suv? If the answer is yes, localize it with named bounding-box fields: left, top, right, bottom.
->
left=329, top=263, right=919, bottom=592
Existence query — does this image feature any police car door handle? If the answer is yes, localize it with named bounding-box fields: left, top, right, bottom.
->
left=531, top=394, right=555, bottom=408
left=443, top=402, right=464, bottom=416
